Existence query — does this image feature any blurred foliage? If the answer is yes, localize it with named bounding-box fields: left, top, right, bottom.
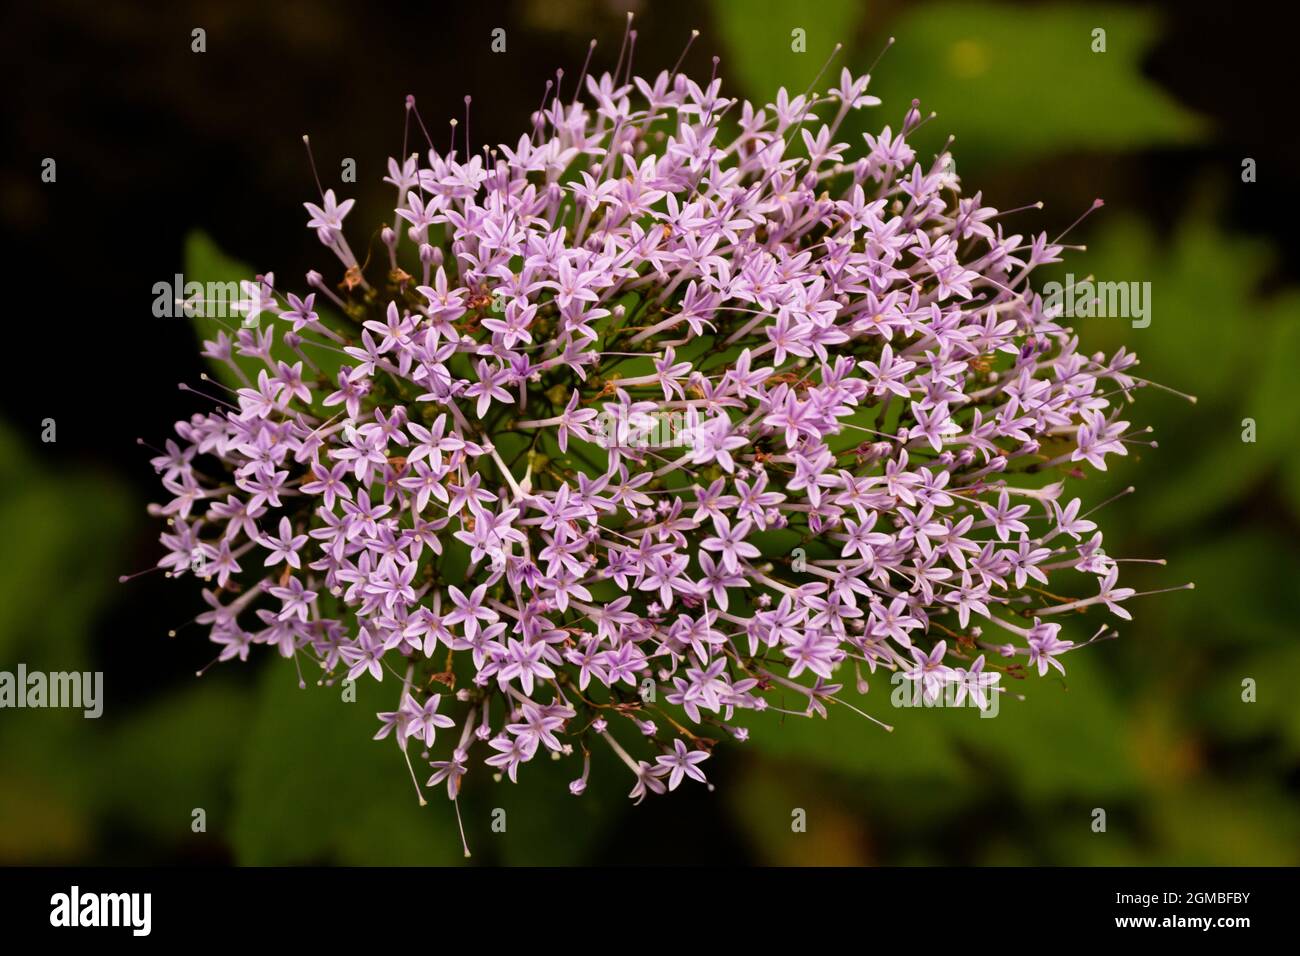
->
left=1062, top=207, right=1298, bottom=533
left=232, top=658, right=628, bottom=864
left=711, top=1, right=1204, bottom=168
left=231, top=663, right=464, bottom=865
left=709, top=0, right=864, bottom=101
left=2, top=0, right=1296, bottom=865
left=857, top=2, right=1205, bottom=166
left=0, top=423, right=133, bottom=861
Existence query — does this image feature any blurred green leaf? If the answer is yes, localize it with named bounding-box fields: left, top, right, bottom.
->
left=727, top=760, right=870, bottom=864
left=483, top=745, right=622, bottom=865
left=0, top=422, right=133, bottom=861
left=1070, top=214, right=1273, bottom=406
left=860, top=3, right=1205, bottom=167
left=231, top=660, right=464, bottom=865
left=183, top=231, right=349, bottom=393
left=99, top=680, right=253, bottom=842
left=948, top=654, right=1138, bottom=801
left=1151, top=784, right=1300, bottom=865
left=1205, top=641, right=1300, bottom=759
left=1244, top=298, right=1300, bottom=455
left=1281, top=445, right=1300, bottom=522
left=0, top=424, right=132, bottom=667
left=1063, top=209, right=1289, bottom=534
left=709, top=0, right=864, bottom=103
left=742, top=675, right=964, bottom=780
left=744, top=652, right=1138, bottom=802
left=1143, top=531, right=1295, bottom=651
left=1248, top=298, right=1300, bottom=523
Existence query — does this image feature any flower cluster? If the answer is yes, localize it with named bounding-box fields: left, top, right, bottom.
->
left=149, top=52, right=1160, bottom=817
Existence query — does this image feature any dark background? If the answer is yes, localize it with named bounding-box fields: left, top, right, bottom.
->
left=1, top=0, right=1297, bottom=865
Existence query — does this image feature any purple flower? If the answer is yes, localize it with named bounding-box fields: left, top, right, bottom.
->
left=1026, top=621, right=1075, bottom=676
left=905, top=641, right=956, bottom=702
left=260, top=517, right=307, bottom=569
left=700, top=516, right=761, bottom=574
left=145, top=30, right=1185, bottom=823
left=304, top=189, right=355, bottom=240
left=654, top=739, right=710, bottom=791
left=444, top=584, right=498, bottom=639
left=497, top=639, right=556, bottom=696
left=952, top=655, right=1000, bottom=711
left=402, top=693, right=455, bottom=749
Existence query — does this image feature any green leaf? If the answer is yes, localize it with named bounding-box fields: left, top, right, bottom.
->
left=183, top=230, right=350, bottom=393
left=0, top=422, right=133, bottom=861
left=1151, top=784, right=1300, bottom=865
left=1055, top=209, right=1287, bottom=534
left=726, top=760, right=871, bottom=864
left=1156, top=530, right=1299, bottom=650
left=741, top=679, right=966, bottom=781
left=0, top=424, right=133, bottom=667
left=98, top=680, right=254, bottom=843
left=484, top=744, right=623, bottom=865
left=1244, top=298, right=1300, bottom=457
left=1203, top=643, right=1300, bottom=760
left=1281, top=444, right=1300, bottom=521
left=743, top=652, right=1137, bottom=801
left=859, top=3, right=1206, bottom=167
left=230, top=660, right=464, bottom=865
left=709, top=0, right=865, bottom=104
left=945, top=653, right=1138, bottom=801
